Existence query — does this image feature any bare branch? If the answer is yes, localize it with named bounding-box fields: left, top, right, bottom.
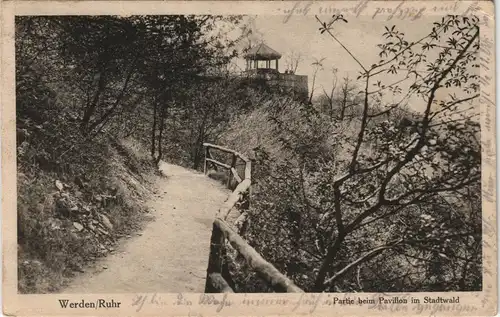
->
left=349, top=73, right=370, bottom=171
left=323, top=241, right=401, bottom=287
left=315, top=15, right=367, bottom=73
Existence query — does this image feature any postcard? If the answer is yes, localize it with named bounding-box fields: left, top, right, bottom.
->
left=2, top=0, right=496, bottom=316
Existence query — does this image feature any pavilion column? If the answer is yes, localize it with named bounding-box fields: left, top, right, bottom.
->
left=276, top=59, right=279, bottom=71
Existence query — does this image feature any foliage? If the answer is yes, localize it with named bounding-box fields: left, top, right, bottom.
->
left=16, top=14, right=481, bottom=293
left=15, top=15, right=247, bottom=293
left=221, top=15, right=481, bottom=292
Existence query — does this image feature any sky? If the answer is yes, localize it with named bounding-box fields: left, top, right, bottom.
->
left=232, top=15, right=435, bottom=84
left=225, top=14, right=477, bottom=114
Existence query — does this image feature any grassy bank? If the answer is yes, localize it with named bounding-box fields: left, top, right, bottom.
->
left=17, top=134, right=157, bottom=294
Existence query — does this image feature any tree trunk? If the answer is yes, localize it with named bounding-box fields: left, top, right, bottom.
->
left=193, top=146, right=202, bottom=170
left=151, top=101, right=157, bottom=158
left=340, top=92, right=347, bottom=121
left=192, top=130, right=204, bottom=170
left=309, top=73, right=316, bottom=105
left=156, top=111, right=165, bottom=164
left=81, top=48, right=111, bottom=133
left=192, top=116, right=207, bottom=170
left=87, top=52, right=139, bottom=134
left=313, top=234, right=345, bottom=291
left=81, top=69, right=107, bottom=133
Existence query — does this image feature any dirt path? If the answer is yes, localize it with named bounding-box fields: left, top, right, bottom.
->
left=62, top=162, right=230, bottom=293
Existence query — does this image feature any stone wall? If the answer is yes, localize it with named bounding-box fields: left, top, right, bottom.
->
left=242, top=71, right=309, bottom=100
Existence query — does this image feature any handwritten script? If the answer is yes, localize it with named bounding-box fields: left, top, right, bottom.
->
left=130, top=292, right=480, bottom=315
left=280, top=0, right=481, bottom=23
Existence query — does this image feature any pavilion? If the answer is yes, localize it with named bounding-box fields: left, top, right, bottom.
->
left=242, top=42, right=308, bottom=100
left=244, top=43, right=282, bottom=73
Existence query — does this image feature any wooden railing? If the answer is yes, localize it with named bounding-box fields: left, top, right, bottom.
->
left=203, top=143, right=252, bottom=218
left=203, top=143, right=303, bottom=293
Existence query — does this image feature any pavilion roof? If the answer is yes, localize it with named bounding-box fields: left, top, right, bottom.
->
left=244, top=43, right=282, bottom=60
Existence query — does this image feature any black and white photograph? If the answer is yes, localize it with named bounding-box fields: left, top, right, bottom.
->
left=4, top=1, right=496, bottom=315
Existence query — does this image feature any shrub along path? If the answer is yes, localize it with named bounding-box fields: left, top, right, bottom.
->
left=62, top=162, right=230, bottom=293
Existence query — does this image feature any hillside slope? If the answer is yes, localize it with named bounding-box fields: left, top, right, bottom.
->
left=18, top=137, right=158, bottom=293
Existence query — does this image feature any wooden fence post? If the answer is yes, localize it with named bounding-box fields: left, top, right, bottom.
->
left=205, top=223, right=224, bottom=292
left=245, top=160, right=252, bottom=180
left=204, top=146, right=209, bottom=175
left=227, top=153, right=237, bottom=188
left=203, top=143, right=304, bottom=293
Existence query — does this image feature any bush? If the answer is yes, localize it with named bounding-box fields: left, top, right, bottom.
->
left=218, top=94, right=481, bottom=292
left=16, top=67, right=157, bottom=293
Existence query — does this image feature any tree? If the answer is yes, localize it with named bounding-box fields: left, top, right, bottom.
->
left=121, top=15, right=241, bottom=163
left=15, top=14, right=252, bottom=293
left=237, top=15, right=480, bottom=293
left=284, top=50, right=303, bottom=73
left=318, top=67, right=338, bottom=117
left=48, top=16, right=145, bottom=136
left=309, top=57, right=325, bottom=104
left=174, top=75, right=252, bottom=169
left=308, top=14, right=481, bottom=291
left=318, top=71, right=360, bottom=120
left=337, top=75, right=359, bottom=120
left=29, top=15, right=244, bottom=163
